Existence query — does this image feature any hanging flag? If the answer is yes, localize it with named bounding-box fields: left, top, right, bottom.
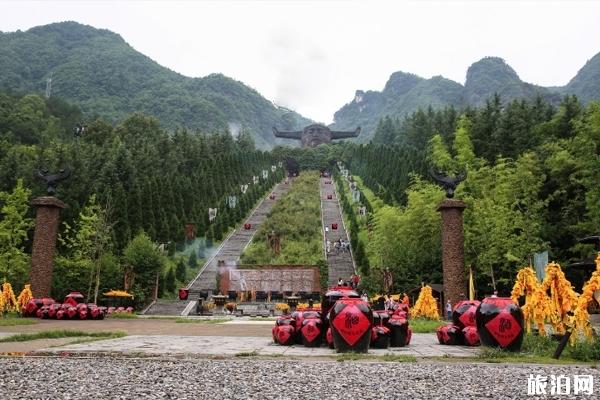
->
left=241, top=184, right=248, bottom=194
left=533, top=251, right=548, bottom=282
left=228, top=195, right=237, bottom=209
left=253, top=176, right=259, bottom=185
left=351, top=189, right=361, bottom=203
left=271, top=165, right=276, bottom=172
left=262, top=169, right=268, bottom=179
left=358, top=206, right=366, bottom=216
left=208, top=208, right=218, bottom=222
left=469, top=267, right=475, bottom=301
left=278, top=161, right=283, bottom=168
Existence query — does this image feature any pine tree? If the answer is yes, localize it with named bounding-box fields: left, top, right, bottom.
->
left=176, top=258, right=187, bottom=281
left=165, top=266, right=176, bottom=293
left=188, top=251, right=197, bottom=269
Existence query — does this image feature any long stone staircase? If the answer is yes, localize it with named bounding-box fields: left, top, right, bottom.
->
left=142, top=180, right=292, bottom=315
left=320, top=176, right=356, bottom=286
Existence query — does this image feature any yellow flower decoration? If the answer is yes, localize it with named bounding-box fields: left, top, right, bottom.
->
left=1, top=282, right=19, bottom=313
left=410, top=285, right=439, bottom=320
left=17, top=284, right=33, bottom=312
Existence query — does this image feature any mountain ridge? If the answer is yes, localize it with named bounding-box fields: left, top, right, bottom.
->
left=0, top=21, right=311, bottom=148
left=331, top=53, right=599, bottom=141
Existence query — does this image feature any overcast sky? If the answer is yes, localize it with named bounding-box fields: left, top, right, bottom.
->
left=1, top=0, right=599, bottom=123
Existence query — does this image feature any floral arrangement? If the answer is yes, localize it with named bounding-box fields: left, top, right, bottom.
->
left=539, top=262, right=579, bottom=335
left=511, top=267, right=552, bottom=334
left=16, top=284, right=33, bottom=312
left=275, top=303, right=290, bottom=313
left=296, top=303, right=321, bottom=311
left=1, top=282, right=19, bottom=314
left=571, top=253, right=600, bottom=341
left=410, top=285, right=439, bottom=320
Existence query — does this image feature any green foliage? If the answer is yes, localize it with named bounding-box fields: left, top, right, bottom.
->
left=241, top=172, right=322, bottom=264
left=408, top=318, right=446, bottom=333
left=165, top=266, right=176, bottom=293
left=123, top=231, right=165, bottom=305
left=187, top=252, right=197, bottom=269
left=0, top=179, right=33, bottom=289
left=176, top=258, right=187, bottom=282
left=0, top=330, right=126, bottom=342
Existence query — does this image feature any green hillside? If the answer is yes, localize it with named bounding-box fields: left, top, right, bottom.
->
left=0, top=21, right=311, bottom=148
left=331, top=53, right=599, bottom=141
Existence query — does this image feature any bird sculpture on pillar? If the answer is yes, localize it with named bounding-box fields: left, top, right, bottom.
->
left=430, top=169, right=466, bottom=198
left=36, top=168, right=71, bottom=196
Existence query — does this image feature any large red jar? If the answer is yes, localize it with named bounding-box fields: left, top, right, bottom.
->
left=475, top=297, right=524, bottom=351
left=452, top=300, right=480, bottom=329
left=329, top=297, right=373, bottom=353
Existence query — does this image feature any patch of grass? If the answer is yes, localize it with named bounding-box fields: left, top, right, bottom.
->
left=0, top=317, right=38, bottom=326
left=381, top=354, right=417, bottom=363
left=0, top=330, right=126, bottom=343
left=475, top=334, right=600, bottom=364
left=106, top=312, right=138, bottom=319
left=174, top=318, right=230, bottom=324
left=235, top=350, right=259, bottom=357
left=409, top=318, right=445, bottom=333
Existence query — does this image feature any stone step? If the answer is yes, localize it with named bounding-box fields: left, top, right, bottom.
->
left=143, top=299, right=190, bottom=316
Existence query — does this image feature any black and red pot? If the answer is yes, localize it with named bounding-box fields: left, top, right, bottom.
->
left=371, top=325, right=391, bottom=348
left=389, top=315, right=409, bottom=347
left=463, top=326, right=480, bottom=346
left=329, top=297, right=373, bottom=353
left=326, top=327, right=334, bottom=349
left=436, top=324, right=463, bottom=345
left=178, top=288, right=189, bottom=301
left=321, top=287, right=359, bottom=335
left=452, top=300, right=481, bottom=329
left=301, top=318, right=323, bottom=347
left=275, top=325, right=295, bottom=346
left=475, top=297, right=524, bottom=351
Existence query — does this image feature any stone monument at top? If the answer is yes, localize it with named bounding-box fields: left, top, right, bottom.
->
left=273, top=124, right=361, bottom=148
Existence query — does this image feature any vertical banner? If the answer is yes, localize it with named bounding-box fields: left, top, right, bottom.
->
left=469, top=267, right=475, bottom=301
left=228, top=195, right=237, bottom=208
left=533, top=251, right=548, bottom=282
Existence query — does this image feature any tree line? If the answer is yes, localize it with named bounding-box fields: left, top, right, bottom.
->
left=0, top=91, right=283, bottom=303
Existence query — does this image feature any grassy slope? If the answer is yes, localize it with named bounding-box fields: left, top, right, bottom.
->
left=241, top=171, right=322, bottom=264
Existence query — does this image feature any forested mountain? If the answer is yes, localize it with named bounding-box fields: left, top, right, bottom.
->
left=0, top=22, right=311, bottom=148
left=331, top=54, right=599, bottom=141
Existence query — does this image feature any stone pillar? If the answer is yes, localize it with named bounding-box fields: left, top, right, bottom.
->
left=29, top=196, right=67, bottom=298
left=437, top=199, right=467, bottom=306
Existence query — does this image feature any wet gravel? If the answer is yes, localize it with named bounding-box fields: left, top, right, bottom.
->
left=0, top=357, right=597, bottom=399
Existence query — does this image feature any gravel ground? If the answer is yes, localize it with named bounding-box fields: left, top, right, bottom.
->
left=0, top=357, right=597, bottom=399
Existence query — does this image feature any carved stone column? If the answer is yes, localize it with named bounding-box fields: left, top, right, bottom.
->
left=29, top=196, right=67, bottom=298
left=437, top=199, right=467, bottom=306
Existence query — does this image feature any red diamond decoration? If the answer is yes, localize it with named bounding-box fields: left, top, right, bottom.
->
left=484, top=310, right=521, bottom=348
left=277, top=327, right=292, bottom=344
left=459, top=306, right=477, bottom=327
left=302, top=320, right=320, bottom=343
left=331, top=304, right=370, bottom=346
